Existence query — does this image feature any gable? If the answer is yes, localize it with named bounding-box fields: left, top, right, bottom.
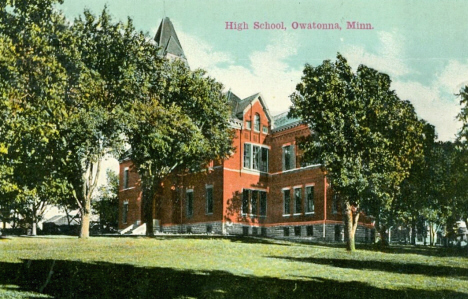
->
left=241, top=94, right=273, bottom=125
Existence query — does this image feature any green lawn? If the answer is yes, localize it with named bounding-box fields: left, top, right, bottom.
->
left=0, top=236, right=467, bottom=298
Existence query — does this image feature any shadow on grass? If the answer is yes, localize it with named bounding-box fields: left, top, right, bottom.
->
left=272, top=256, right=468, bottom=279
left=290, top=240, right=468, bottom=258
left=1, top=259, right=467, bottom=299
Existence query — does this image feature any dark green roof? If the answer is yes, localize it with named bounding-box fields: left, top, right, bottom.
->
left=154, top=17, right=186, bottom=59
left=272, top=112, right=302, bottom=132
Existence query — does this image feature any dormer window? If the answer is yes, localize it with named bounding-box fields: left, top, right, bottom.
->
left=254, top=114, right=260, bottom=132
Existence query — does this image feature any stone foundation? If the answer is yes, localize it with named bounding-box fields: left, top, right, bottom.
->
left=159, top=221, right=374, bottom=243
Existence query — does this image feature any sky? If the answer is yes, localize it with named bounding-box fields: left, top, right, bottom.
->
left=58, top=0, right=468, bottom=143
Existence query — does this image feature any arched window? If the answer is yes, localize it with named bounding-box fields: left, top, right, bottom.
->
left=254, top=114, right=260, bottom=132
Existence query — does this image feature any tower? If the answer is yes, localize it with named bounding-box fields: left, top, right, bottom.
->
left=154, top=17, right=187, bottom=63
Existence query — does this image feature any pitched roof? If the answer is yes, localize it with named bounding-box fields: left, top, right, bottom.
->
left=226, top=91, right=274, bottom=126
left=154, top=17, right=186, bottom=59
left=234, top=93, right=260, bottom=118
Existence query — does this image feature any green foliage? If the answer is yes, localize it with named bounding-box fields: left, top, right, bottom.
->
left=0, top=0, right=73, bottom=233
left=290, top=54, right=427, bottom=249
left=125, top=59, right=234, bottom=236
left=0, top=2, right=233, bottom=238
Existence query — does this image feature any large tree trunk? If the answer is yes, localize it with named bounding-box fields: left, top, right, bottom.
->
left=31, top=221, right=37, bottom=236
left=78, top=159, right=101, bottom=239
left=142, top=175, right=157, bottom=237
left=143, top=188, right=154, bottom=237
left=31, top=204, right=37, bottom=236
left=79, top=198, right=91, bottom=238
left=429, top=222, right=434, bottom=246
left=343, top=200, right=359, bottom=252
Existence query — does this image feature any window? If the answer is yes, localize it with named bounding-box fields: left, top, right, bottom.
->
left=251, top=190, right=258, bottom=215
left=307, top=226, right=314, bottom=236
left=243, top=143, right=269, bottom=172
left=260, top=147, right=268, bottom=172
left=260, top=191, right=267, bottom=216
left=282, top=145, right=295, bottom=171
left=294, top=187, right=302, bottom=214
left=332, top=194, right=339, bottom=214
left=262, top=125, right=268, bottom=134
left=243, top=226, right=249, bottom=235
left=244, top=143, right=251, bottom=168
left=186, top=190, right=193, bottom=217
left=252, top=146, right=260, bottom=170
left=283, top=189, right=291, bottom=215
left=306, top=186, right=314, bottom=213
left=254, top=114, right=260, bottom=132
left=206, top=186, right=213, bottom=214
left=123, top=167, right=129, bottom=189
left=283, top=227, right=290, bottom=237
left=246, top=121, right=251, bottom=130
left=242, top=189, right=249, bottom=214
left=122, top=201, right=129, bottom=224
left=242, top=189, right=266, bottom=216
left=335, top=225, right=342, bottom=241
left=294, top=226, right=301, bottom=236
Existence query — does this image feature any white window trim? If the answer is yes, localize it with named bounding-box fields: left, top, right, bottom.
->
left=241, top=188, right=249, bottom=216
left=250, top=189, right=260, bottom=217
left=293, top=186, right=303, bottom=215
left=254, top=114, right=261, bottom=132
left=186, top=189, right=194, bottom=217
left=123, top=167, right=130, bottom=190
left=282, top=144, right=296, bottom=171
left=122, top=200, right=129, bottom=224
left=262, top=125, right=268, bottom=134
left=305, top=184, right=315, bottom=214
left=259, top=191, right=267, bottom=218
left=245, top=120, right=252, bottom=130
left=243, top=142, right=270, bottom=173
left=282, top=187, right=291, bottom=216
left=240, top=188, right=268, bottom=217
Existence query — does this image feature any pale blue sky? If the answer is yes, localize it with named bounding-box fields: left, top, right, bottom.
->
left=59, top=0, right=468, bottom=142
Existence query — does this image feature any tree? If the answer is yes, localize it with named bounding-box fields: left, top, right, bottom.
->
left=289, top=54, right=425, bottom=251
left=0, top=2, right=148, bottom=238
left=125, top=60, right=234, bottom=236
left=0, top=0, right=74, bottom=235
left=394, top=122, right=436, bottom=245
left=454, top=86, right=468, bottom=241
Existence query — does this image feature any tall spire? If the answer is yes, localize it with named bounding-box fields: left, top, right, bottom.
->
left=154, top=17, right=187, bottom=62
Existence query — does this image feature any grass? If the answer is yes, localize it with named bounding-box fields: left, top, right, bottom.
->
left=0, top=236, right=467, bottom=298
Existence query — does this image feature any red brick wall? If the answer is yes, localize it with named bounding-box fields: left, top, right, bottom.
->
left=155, top=168, right=224, bottom=227
left=118, top=160, right=142, bottom=229
left=118, top=96, right=372, bottom=231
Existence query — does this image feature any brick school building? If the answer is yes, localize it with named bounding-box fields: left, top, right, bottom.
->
left=118, top=18, right=373, bottom=241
